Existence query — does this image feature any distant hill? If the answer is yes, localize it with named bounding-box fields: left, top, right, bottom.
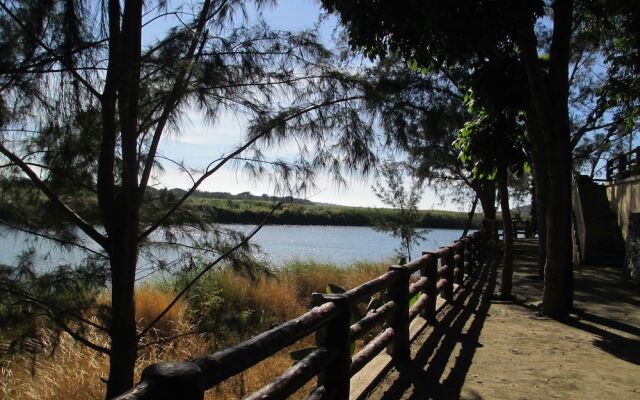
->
left=147, top=187, right=315, bottom=205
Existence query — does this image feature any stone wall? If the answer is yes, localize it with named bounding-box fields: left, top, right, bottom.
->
left=606, top=177, right=640, bottom=239
left=625, top=213, right=640, bottom=281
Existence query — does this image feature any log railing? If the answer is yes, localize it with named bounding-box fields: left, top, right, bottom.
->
left=494, top=220, right=534, bottom=240
left=115, top=230, right=488, bottom=400
left=607, top=146, right=640, bottom=181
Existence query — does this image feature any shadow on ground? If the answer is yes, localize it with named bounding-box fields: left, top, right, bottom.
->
left=366, top=239, right=640, bottom=399
left=370, top=251, right=500, bottom=400
left=508, top=239, right=640, bottom=366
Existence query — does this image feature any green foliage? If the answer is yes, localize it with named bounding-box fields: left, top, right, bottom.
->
left=455, top=95, right=529, bottom=180
left=371, top=160, right=426, bottom=260
left=321, top=0, right=543, bottom=70
left=0, top=253, right=109, bottom=354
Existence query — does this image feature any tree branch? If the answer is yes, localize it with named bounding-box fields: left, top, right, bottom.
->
left=0, top=218, right=108, bottom=259
left=137, top=0, right=214, bottom=200
left=138, top=95, right=364, bottom=240
left=0, top=285, right=109, bottom=335
left=0, top=1, right=102, bottom=99
left=136, top=201, right=282, bottom=340
left=0, top=143, right=107, bottom=248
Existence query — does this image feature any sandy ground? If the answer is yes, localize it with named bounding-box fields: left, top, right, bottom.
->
left=362, top=240, right=640, bottom=400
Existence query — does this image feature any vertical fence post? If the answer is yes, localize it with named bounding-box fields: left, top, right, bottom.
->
left=636, top=147, right=640, bottom=175
left=453, top=241, right=465, bottom=284
left=475, top=232, right=485, bottom=268
left=462, top=237, right=474, bottom=277
left=387, top=265, right=410, bottom=365
left=420, top=252, right=438, bottom=322
left=619, top=152, right=627, bottom=178
left=316, top=294, right=351, bottom=400
left=440, top=248, right=454, bottom=301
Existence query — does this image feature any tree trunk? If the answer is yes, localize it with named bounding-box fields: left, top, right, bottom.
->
left=517, top=0, right=573, bottom=317
left=405, top=236, right=412, bottom=261
left=533, top=175, right=548, bottom=276
left=477, top=178, right=496, bottom=220
left=476, top=178, right=498, bottom=241
left=542, top=137, right=573, bottom=315
left=105, top=0, right=144, bottom=396
left=526, top=104, right=548, bottom=277
left=105, top=246, right=139, bottom=399
left=497, top=165, right=514, bottom=299
left=462, top=195, right=479, bottom=237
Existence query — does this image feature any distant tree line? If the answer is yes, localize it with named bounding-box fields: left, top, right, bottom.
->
left=191, top=201, right=485, bottom=229
left=148, top=187, right=314, bottom=205
left=0, top=178, right=484, bottom=229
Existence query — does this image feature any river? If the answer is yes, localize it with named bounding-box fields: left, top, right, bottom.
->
left=0, top=225, right=470, bottom=273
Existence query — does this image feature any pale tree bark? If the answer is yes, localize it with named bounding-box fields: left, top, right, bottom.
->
left=476, top=178, right=498, bottom=241
left=476, top=178, right=496, bottom=220
left=497, top=165, right=513, bottom=298
left=461, top=195, right=478, bottom=237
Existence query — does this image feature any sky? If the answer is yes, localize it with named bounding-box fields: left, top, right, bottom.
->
left=146, top=0, right=471, bottom=211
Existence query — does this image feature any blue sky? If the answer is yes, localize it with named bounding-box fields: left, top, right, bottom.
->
left=146, top=0, right=468, bottom=211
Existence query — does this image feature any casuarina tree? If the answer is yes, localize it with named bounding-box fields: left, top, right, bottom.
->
left=0, top=0, right=383, bottom=396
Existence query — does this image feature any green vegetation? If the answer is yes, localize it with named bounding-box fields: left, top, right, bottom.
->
left=1, top=260, right=389, bottom=400
left=0, top=181, right=483, bottom=229
left=185, top=196, right=482, bottom=229
left=371, top=160, right=426, bottom=260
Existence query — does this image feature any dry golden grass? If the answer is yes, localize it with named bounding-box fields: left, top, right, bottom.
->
left=0, top=326, right=313, bottom=400
left=1, top=261, right=390, bottom=399
left=1, top=329, right=110, bottom=400
left=212, top=271, right=306, bottom=323
left=135, top=284, right=187, bottom=335
left=283, top=263, right=343, bottom=302
left=340, top=262, right=389, bottom=289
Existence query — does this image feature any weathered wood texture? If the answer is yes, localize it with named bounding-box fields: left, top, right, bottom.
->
left=350, top=327, right=395, bottom=376
left=420, top=252, right=438, bottom=320
left=350, top=300, right=395, bottom=340
left=316, top=294, right=351, bottom=400
left=243, top=348, right=333, bottom=400
left=195, top=301, right=337, bottom=388
left=114, top=231, right=486, bottom=400
left=386, top=265, right=410, bottom=364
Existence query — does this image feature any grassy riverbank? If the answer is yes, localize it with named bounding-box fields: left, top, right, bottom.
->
left=1, top=260, right=389, bottom=399
left=185, top=196, right=483, bottom=228
left=0, top=181, right=483, bottom=229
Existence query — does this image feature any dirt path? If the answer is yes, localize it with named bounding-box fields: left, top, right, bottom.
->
left=363, top=240, right=640, bottom=400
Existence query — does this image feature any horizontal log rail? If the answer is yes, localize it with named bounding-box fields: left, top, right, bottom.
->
left=115, top=230, right=488, bottom=400
left=495, top=220, right=534, bottom=239
left=607, top=146, right=640, bottom=181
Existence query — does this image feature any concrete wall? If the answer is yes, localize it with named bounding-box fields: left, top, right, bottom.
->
left=607, top=176, right=640, bottom=240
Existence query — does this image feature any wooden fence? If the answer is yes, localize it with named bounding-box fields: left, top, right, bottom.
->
left=607, top=146, right=640, bottom=181
left=115, top=230, right=488, bottom=400
left=486, top=219, right=534, bottom=241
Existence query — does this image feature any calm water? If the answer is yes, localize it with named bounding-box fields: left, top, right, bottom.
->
left=0, top=225, right=468, bottom=272
left=225, top=225, right=466, bottom=265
